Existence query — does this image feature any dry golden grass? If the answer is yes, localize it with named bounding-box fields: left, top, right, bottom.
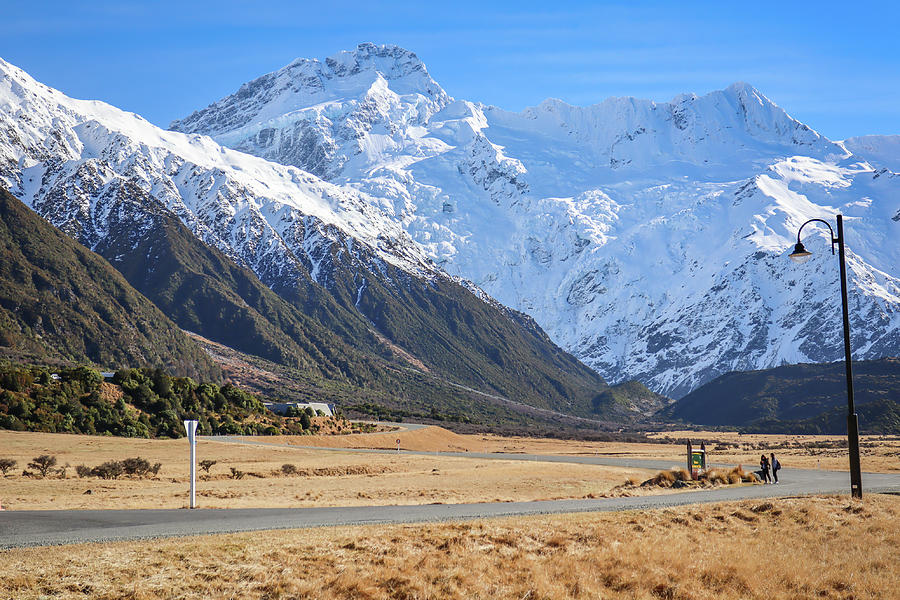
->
left=282, top=423, right=474, bottom=452
left=646, top=430, right=900, bottom=472
left=0, top=431, right=655, bottom=510
left=459, top=431, right=900, bottom=472
left=3, top=426, right=893, bottom=511
left=2, top=494, right=898, bottom=599
left=264, top=424, right=900, bottom=473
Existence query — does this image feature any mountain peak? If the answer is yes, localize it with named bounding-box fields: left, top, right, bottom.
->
left=319, top=42, right=428, bottom=80
left=170, top=43, right=448, bottom=137
left=723, top=80, right=763, bottom=97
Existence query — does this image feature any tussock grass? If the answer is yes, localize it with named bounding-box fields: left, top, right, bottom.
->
left=638, top=466, right=758, bottom=489
left=2, top=495, right=898, bottom=599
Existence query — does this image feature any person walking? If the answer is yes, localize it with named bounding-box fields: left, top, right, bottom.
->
left=770, top=453, right=781, bottom=484
left=760, top=454, right=771, bottom=483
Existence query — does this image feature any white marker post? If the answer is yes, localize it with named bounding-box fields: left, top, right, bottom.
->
left=396, top=438, right=401, bottom=454
left=183, top=420, right=198, bottom=509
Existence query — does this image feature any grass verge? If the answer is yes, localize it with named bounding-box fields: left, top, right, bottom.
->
left=2, top=494, right=898, bottom=599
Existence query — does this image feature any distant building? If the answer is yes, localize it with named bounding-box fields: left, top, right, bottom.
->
left=264, top=401, right=335, bottom=417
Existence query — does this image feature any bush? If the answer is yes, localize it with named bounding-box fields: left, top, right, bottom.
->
left=230, top=467, right=245, bottom=480
left=0, top=458, right=16, bottom=475
left=92, top=461, right=124, bottom=480
left=122, top=457, right=152, bottom=477
left=75, top=460, right=159, bottom=479
left=199, top=459, right=217, bottom=474
left=28, top=454, right=57, bottom=478
left=281, top=464, right=298, bottom=475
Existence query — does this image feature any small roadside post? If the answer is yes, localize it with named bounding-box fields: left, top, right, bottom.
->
left=184, top=420, right=198, bottom=509
left=396, top=438, right=401, bottom=454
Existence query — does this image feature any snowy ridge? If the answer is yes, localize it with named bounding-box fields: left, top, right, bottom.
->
left=0, top=55, right=436, bottom=293
left=842, top=135, right=900, bottom=173
left=170, top=43, right=450, bottom=181
left=173, top=44, right=900, bottom=398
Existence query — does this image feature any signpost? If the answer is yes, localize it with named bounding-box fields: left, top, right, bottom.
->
left=687, top=441, right=707, bottom=480
left=184, top=420, right=198, bottom=509
left=396, top=438, right=401, bottom=453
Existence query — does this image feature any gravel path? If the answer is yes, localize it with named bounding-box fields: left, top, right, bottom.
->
left=3, top=437, right=898, bottom=549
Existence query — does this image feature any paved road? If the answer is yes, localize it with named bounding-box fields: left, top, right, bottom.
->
left=3, top=438, right=898, bottom=549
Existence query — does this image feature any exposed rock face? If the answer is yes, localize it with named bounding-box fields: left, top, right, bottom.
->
left=171, top=45, right=900, bottom=398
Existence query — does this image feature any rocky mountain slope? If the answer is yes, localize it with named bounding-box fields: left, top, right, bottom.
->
left=0, top=188, right=218, bottom=379
left=173, top=43, right=900, bottom=398
left=0, top=55, right=646, bottom=421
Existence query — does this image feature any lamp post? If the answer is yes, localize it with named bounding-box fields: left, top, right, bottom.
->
left=788, top=215, right=862, bottom=498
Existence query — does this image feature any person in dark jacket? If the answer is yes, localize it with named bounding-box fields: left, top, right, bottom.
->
left=770, top=453, right=781, bottom=483
left=760, top=454, right=771, bottom=483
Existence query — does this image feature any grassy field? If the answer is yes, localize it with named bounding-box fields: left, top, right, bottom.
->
left=2, top=494, right=897, bottom=599
left=2, top=427, right=896, bottom=511
left=281, top=426, right=900, bottom=472
left=645, top=430, right=900, bottom=472
left=0, top=430, right=656, bottom=510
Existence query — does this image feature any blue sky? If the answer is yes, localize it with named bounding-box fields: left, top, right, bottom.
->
left=2, top=1, right=898, bottom=140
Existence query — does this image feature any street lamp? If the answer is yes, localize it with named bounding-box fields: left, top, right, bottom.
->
left=788, top=215, right=862, bottom=498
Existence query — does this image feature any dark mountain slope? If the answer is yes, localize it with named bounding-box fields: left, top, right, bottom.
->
left=286, top=245, right=614, bottom=417
left=92, top=187, right=383, bottom=382
left=0, top=187, right=217, bottom=379
left=661, top=357, right=900, bottom=433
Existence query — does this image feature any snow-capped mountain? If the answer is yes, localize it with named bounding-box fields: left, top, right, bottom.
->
left=171, top=42, right=450, bottom=182
left=0, top=54, right=436, bottom=291
left=172, top=43, right=900, bottom=398
left=0, top=54, right=622, bottom=418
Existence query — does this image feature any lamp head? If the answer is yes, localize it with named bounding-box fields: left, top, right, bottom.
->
left=789, top=242, right=813, bottom=264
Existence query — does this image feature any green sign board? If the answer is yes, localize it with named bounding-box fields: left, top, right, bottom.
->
left=690, top=450, right=705, bottom=477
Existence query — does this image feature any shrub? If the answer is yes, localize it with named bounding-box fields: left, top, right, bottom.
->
left=199, top=459, right=217, bottom=474
left=75, top=464, right=92, bottom=478
left=0, top=458, right=16, bottom=475
left=230, top=467, right=245, bottom=480
left=121, top=457, right=151, bottom=477
left=28, top=454, right=57, bottom=478
left=149, top=462, right=162, bottom=476
left=92, top=461, right=125, bottom=480
left=281, top=464, right=298, bottom=475
left=299, top=412, right=311, bottom=430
